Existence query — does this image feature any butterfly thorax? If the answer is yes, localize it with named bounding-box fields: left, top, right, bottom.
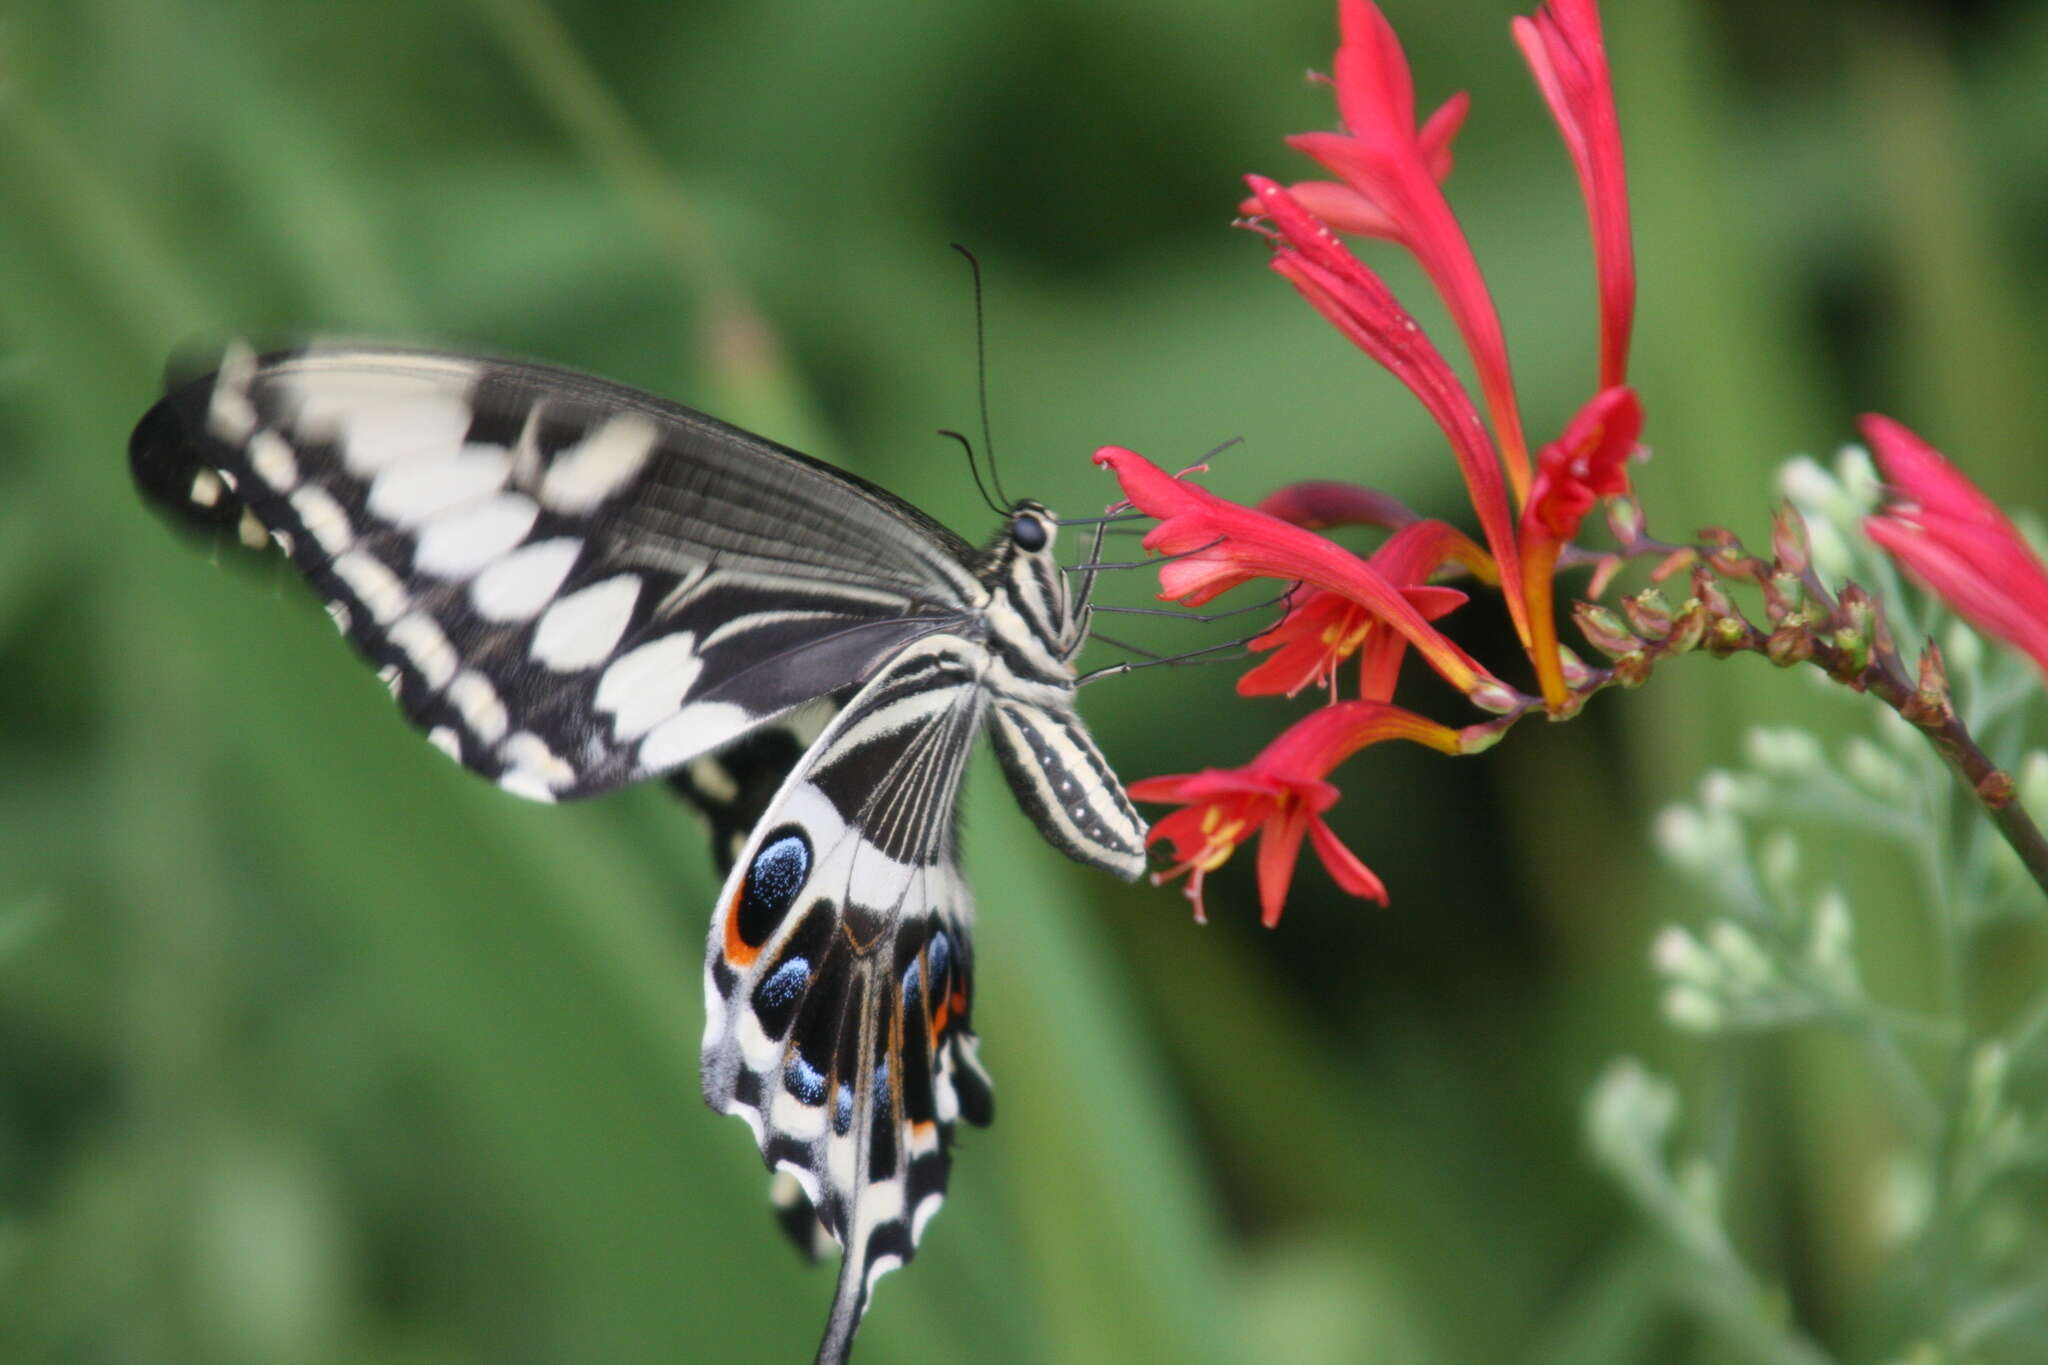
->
left=970, top=500, right=1084, bottom=705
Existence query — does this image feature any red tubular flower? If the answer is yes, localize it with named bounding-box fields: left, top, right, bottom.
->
left=1131, top=701, right=1464, bottom=925
left=1266, top=0, right=1530, bottom=494
left=1241, top=518, right=1491, bottom=699
left=1254, top=480, right=1421, bottom=531
left=1093, top=446, right=1505, bottom=700
left=1244, top=176, right=1530, bottom=659
left=1516, top=386, right=1642, bottom=697
left=1513, top=0, right=1635, bottom=390
left=1861, top=414, right=2048, bottom=679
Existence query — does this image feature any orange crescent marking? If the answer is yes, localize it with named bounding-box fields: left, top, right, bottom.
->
left=722, top=883, right=760, bottom=969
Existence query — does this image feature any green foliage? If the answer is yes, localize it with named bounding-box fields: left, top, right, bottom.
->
left=2, top=1, right=2045, bottom=1361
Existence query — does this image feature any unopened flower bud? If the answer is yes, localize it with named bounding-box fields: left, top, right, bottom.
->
left=1665, top=599, right=1707, bottom=655
left=1575, top=602, right=1642, bottom=658
left=1706, top=617, right=1751, bottom=657
left=1829, top=624, right=1869, bottom=677
left=1772, top=501, right=1812, bottom=577
left=1605, top=495, right=1644, bottom=546
left=1766, top=619, right=1815, bottom=667
left=1612, top=651, right=1653, bottom=687
left=1466, top=680, right=1523, bottom=715
left=1624, top=589, right=1672, bottom=639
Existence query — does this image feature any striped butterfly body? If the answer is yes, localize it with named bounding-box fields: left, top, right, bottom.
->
left=131, top=344, right=1147, bottom=1365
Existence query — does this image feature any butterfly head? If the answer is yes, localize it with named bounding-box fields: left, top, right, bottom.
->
left=974, top=498, right=1090, bottom=675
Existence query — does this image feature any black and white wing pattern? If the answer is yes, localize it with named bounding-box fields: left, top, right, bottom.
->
left=132, top=343, right=981, bottom=801
left=702, top=639, right=996, bottom=1362
left=131, top=342, right=1147, bottom=1365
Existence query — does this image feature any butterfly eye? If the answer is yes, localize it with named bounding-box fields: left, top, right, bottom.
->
left=1010, top=513, right=1047, bottom=551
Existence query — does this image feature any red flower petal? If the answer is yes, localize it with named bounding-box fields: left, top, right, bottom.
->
left=1256, top=800, right=1317, bottom=926
left=1307, top=816, right=1389, bottom=905
left=1861, top=414, right=2048, bottom=678
left=1094, top=446, right=1498, bottom=696
left=1514, top=0, right=1635, bottom=389
left=1524, top=385, right=1642, bottom=542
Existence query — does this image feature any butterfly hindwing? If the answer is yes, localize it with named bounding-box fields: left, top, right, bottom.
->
left=702, top=638, right=995, bottom=1365
left=130, top=343, right=982, bottom=802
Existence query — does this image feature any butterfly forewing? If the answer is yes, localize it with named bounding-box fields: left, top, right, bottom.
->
left=131, top=344, right=981, bottom=801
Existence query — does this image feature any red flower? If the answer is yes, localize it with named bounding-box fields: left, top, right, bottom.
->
left=1242, top=176, right=1530, bottom=665
left=1253, top=480, right=1421, bottom=532
left=1513, top=0, right=1635, bottom=389
left=1861, top=414, right=2048, bottom=679
left=1523, top=386, right=1642, bottom=543
left=1241, top=518, right=1489, bottom=699
left=1131, top=701, right=1465, bottom=925
left=1239, top=0, right=1640, bottom=713
left=1093, top=446, right=1507, bottom=701
left=1270, top=0, right=1530, bottom=490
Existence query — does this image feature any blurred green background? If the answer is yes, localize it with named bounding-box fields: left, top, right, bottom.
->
left=4, top=1, right=2047, bottom=1362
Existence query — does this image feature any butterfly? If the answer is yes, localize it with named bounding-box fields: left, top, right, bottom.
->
left=129, top=342, right=1148, bottom=1364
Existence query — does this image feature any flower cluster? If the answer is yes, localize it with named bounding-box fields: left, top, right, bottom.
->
left=1096, top=0, right=2048, bottom=927
left=1098, top=0, right=1639, bottom=921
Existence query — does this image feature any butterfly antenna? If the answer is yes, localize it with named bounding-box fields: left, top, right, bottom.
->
left=951, top=243, right=1009, bottom=507
left=938, top=428, right=1004, bottom=518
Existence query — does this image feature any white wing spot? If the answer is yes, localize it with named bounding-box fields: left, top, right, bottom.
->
left=205, top=342, right=258, bottom=442
left=413, top=493, right=539, bottom=579
left=376, top=663, right=403, bottom=699
left=189, top=469, right=224, bottom=507
left=235, top=508, right=269, bottom=550
left=367, top=449, right=510, bottom=527
left=448, top=671, right=509, bottom=745
left=770, top=1090, right=828, bottom=1142
left=530, top=574, right=641, bottom=672
left=639, top=700, right=754, bottom=773
left=911, top=1192, right=944, bottom=1243
left=290, top=486, right=354, bottom=555
left=248, top=430, right=300, bottom=490
left=324, top=600, right=352, bottom=635
left=593, top=632, right=702, bottom=740
left=500, top=730, right=576, bottom=796
left=471, top=536, right=581, bottom=622
left=428, top=726, right=462, bottom=761
left=332, top=550, right=409, bottom=624
left=278, top=372, right=473, bottom=478
left=389, top=612, right=457, bottom=692
left=540, top=413, right=659, bottom=514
